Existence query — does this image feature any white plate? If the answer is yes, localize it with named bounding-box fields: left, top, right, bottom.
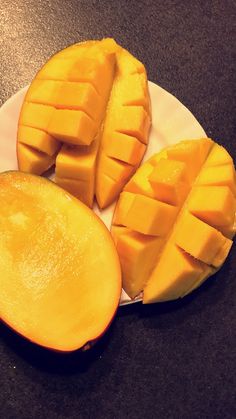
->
left=0, top=81, right=206, bottom=306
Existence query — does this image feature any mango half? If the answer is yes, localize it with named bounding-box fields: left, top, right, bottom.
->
left=17, top=38, right=151, bottom=208
left=112, top=139, right=236, bottom=303
left=0, top=171, right=121, bottom=351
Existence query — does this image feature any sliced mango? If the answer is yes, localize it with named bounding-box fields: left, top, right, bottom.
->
left=17, top=125, right=60, bottom=156
left=17, top=38, right=150, bottom=207
left=112, top=139, right=235, bottom=303
left=17, top=143, right=55, bottom=175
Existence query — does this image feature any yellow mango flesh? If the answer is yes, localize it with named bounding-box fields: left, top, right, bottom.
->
left=188, top=186, right=235, bottom=228
left=125, top=162, right=156, bottom=198
left=114, top=227, right=163, bottom=298
left=47, top=109, right=97, bottom=146
left=55, top=139, right=99, bottom=208
left=18, top=125, right=60, bottom=156
left=143, top=244, right=209, bottom=303
left=0, top=171, right=121, bottom=351
left=174, top=211, right=232, bottom=268
left=17, top=143, right=56, bottom=175
left=17, top=38, right=150, bottom=207
left=196, top=164, right=236, bottom=195
left=149, top=159, right=189, bottom=205
left=112, top=139, right=236, bottom=303
left=55, top=176, right=94, bottom=208
left=19, top=103, right=54, bottom=131
left=26, top=80, right=104, bottom=120
left=56, top=140, right=98, bottom=181
left=204, top=143, right=233, bottom=167
left=104, top=131, right=146, bottom=166
left=115, top=193, right=178, bottom=236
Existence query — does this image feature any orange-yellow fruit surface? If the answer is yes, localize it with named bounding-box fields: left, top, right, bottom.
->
left=0, top=171, right=121, bottom=351
left=17, top=38, right=151, bottom=208
left=112, top=139, right=235, bottom=303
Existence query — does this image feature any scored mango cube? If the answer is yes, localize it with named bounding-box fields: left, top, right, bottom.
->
left=55, top=138, right=99, bottom=181
left=55, top=176, right=94, bottom=208
left=116, top=48, right=145, bottom=75
left=174, top=211, right=232, bottom=268
left=104, top=131, right=146, bottom=165
left=196, top=164, right=236, bottom=195
left=143, top=244, right=208, bottom=303
left=98, top=154, right=134, bottom=183
left=205, top=143, right=233, bottom=167
left=167, top=139, right=212, bottom=181
left=17, top=143, right=56, bottom=175
left=113, top=191, right=137, bottom=226
left=111, top=73, right=149, bottom=112
left=115, top=229, right=163, bottom=298
left=17, top=125, right=60, bottom=156
left=149, top=159, right=189, bottom=205
left=125, top=163, right=155, bottom=198
left=96, top=173, right=123, bottom=209
left=19, top=103, right=54, bottom=131
left=188, top=186, right=235, bottom=228
left=47, top=109, right=97, bottom=146
left=106, top=106, right=150, bottom=145
left=120, top=194, right=178, bottom=236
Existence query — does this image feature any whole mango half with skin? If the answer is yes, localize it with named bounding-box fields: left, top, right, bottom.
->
left=111, top=139, right=236, bottom=303
left=17, top=38, right=151, bottom=209
left=0, top=171, right=121, bottom=351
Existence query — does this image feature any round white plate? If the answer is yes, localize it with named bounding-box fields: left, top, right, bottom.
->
left=0, top=81, right=206, bottom=306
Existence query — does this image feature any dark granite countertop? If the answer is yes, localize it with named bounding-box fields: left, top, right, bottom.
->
left=0, top=1, right=235, bottom=418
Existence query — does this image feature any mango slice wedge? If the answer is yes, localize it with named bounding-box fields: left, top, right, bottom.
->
left=112, top=139, right=236, bottom=303
left=17, top=38, right=151, bottom=208
left=0, top=171, right=121, bottom=351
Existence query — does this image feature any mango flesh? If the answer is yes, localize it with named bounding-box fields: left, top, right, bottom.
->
left=0, top=171, right=121, bottom=351
left=112, top=139, right=236, bottom=302
left=17, top=38, right=151, bottom=208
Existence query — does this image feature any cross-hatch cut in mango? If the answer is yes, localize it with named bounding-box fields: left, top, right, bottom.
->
left=17, top=38, right=151, bottom=208
left=111, top=139, right=236, bottom=303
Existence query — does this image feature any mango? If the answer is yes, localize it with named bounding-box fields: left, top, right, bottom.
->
left=114, top=227, right=163, bottom=298
left=17, top=143, right=56, bottom=175
left=112, top=139, right=236, bottom=303
left=17, top=38, right=151, bottom=208
left=0, top=171, right=121, bottom=351
left=17, top=125, right=60, bottom=156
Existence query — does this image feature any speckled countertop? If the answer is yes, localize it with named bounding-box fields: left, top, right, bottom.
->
left=0, top=1, right=235, bottom=418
